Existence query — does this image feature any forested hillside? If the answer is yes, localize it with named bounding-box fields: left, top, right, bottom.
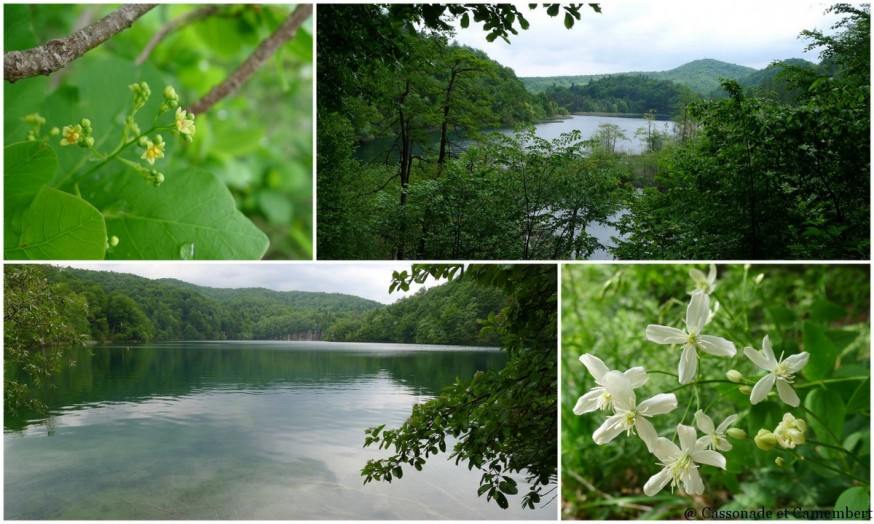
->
left=42, top=266, right=504, bottom=345
left=522, top=58, right=757, bottom=95
left=542, top=75, right=697, bottom=115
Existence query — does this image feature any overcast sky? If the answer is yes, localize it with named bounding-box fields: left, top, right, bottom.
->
left=58, top=263, right=437, bottom=304
left=450, top=1, right=843, bottom=77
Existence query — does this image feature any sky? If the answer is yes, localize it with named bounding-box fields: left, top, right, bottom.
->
left=57, top=263, right=436, bottom=304
left=450, top=1, right=844, bottom=77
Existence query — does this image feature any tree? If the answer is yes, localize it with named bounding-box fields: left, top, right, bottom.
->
left=4, top=265, right=89, bottom=415
left=362, top=264, right=558, bottom=510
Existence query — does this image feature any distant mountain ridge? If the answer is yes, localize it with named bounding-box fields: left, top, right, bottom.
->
left=522, top=58, right=789, bottom=95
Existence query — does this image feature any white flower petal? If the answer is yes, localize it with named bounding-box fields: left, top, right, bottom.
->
left=692, top=449, right=727, bottom=469
left=635, top=416, right=658, bottom=449
left=646, top=324, right=687, bottom=344
left=707, top=264, right=717, bottom=283
left=638, top=393, right=678, bottom=416
left=715, top=437, right=733, bottom=452
left=761, top=335, right=776, bottom=363
left=716, top=414, right=739, bottom=433
left=783, top=352, right=810, bottom=373
left=579, top=353, right=609, bottom=382
left=572, top=389, right=603, bottom=415
left=776, top=378, right=801, bottom=407
left=677, top=424, right=698, bottom=451
left=744, top=346, right=775, bottom=371
left=602, top=371, right=636, bottom=411
left=593, top=414, right=627, bottom=445
left=678, top=344, right=698, bottom=384
left=643, top=468, right=672, bottom=496
left=650, top=436, right=682, bottom=462
left=698, top=335, right=737, bottom=357
left=686, top=293, right=710, bottom=334
left=695, top=410, right=715, bottom=434
left=682, top=465, right=705, bottom=495
left=623, top=366, right=649, bottom=388
left=750, top=373, right=776, bottom=404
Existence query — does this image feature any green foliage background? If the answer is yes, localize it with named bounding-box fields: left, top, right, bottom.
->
left=561, top=264, right=870, bottom=519
left=5, top=4, right=312, bottom=259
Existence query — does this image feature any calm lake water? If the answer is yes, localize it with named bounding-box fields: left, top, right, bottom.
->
left=5, top=342, right=554, bottom=520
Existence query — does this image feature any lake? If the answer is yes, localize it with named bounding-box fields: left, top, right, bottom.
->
left=4, top=342, right=555, bottom=520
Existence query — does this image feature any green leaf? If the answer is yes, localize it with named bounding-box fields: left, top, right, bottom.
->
left=804, top=388, right=845, bottom=445
left=834, top=487, right=870, bottom=514
left=564, top=12, right=574, bottom=29
left=460, top=12, right=469, bottom=28
left=85, top=169, right=268, bottom=260
left=499, top=481, right=518, bottom=495
left=802, top=321, right=838, bottom=380
left=546, top=5, right=560, bottom=17
left=5, top=141, right=58, bottom=250
left=494, top=490, right=509, bottom=509
left=809, top=299, right=847, bottom=322
left=5, top=186, right=106, bottom=260
left=845, top=378, right=869, bottom=413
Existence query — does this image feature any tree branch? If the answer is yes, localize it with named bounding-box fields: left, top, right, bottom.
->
left=186, top=4, right=313, bottom=115
left=4, top=4, right=157, bottom=83
left=135, top=5, right=222, bottom=65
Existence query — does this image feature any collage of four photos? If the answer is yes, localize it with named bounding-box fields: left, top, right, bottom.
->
left=3, top=2, right=871, bottom=520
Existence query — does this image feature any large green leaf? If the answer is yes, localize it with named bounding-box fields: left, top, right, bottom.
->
left=802, top=321, right=838, bottom=380
left=804, top=388, right=846, bottom=445
left=5, top=186, right=107, bottom=260
left=5, top=141, right=58, bottom=250
left=89, top=169, right=268, bottom=259
left=834, top=487, right=870, bottom=514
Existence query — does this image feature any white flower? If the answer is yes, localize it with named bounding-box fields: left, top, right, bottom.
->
left=694, top=410, right=738, bottom=451
left=643, top=424, right=726, bottom=496
left=646, top=294, right=737, bottom=384
left=689, top=264, right=717, bottom=295
left=774, top=412, right=807, bottom=449
left=573, top=354, right=647, bottom=415
left=744, top=335, right=809, bottom=407
left=592, top=371, right=677, bottom=449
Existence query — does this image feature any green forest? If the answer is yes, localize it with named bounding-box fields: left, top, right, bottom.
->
left=4, top=265, right=506, bottom=346
left=317, top=4, right=869, bottom=260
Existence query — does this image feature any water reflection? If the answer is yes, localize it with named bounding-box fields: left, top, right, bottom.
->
left=5, top=342, right=553, bottom=520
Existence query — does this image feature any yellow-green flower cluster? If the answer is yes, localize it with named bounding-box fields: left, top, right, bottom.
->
left=174, top=107, right=196, bottom=142
left=139, top=134, right=166, bottom=165
left=160, top=85, right=179, bottom=113
left=59, top=118, right=95, bottom=148
left=129, top=81, right=151, bottom=111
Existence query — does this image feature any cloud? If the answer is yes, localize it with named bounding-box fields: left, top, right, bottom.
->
left=451, top=1, right=841, bottom=76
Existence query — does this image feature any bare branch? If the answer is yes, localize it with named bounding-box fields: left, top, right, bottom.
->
left=186, top=4, right=313, bottom=115
left=4, top=4, right=157, bottom=83
left=135, top=5, right=222, bottom=65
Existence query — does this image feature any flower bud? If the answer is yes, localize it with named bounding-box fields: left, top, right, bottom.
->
left=163, top=85, right=178, bottom=100
left=755, top=273, right=765, bottom=284
left=137, top=136, right=149, bottom=147
left=775, top=457, right=785, bottom=467
left=726, top=370, right=744, bottom=383
left=80, top=118, right=91, bottom=128
left=775, top=413, right=807, bottom=449
left=50, top=127, right=60, bottom=136
left=739, top=385, right=753, bottom=396
left=755, top=429, right=777, bottom=451
left=726, top=428, right=746, bottom=440
left=109, top=235, right=119, bottom=247
left=82, top=136, right=95, bottom=148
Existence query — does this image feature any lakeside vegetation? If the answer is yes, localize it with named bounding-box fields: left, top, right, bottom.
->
left=317, top=3, right=868, bottom=260
left=4, top=265, right=506, bottom=345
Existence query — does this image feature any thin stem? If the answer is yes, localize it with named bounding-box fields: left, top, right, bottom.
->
left=787, top=450, right=868, bottom=485
left=795, top=376, right=867, bottom=389
left=807, top=439, right=869, bottom=467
